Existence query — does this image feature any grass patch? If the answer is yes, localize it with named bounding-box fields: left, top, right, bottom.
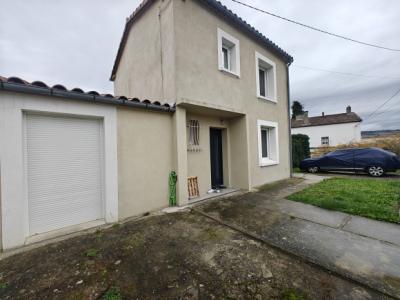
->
left=293, top=167, right=302, bottom=173
left=281, top=289, right=307, bottom=300
left=85, top=248, right=100, bottom=258
left=288, top=178, right=400, bottom=223
left=102, top=287, right=122, bottom=300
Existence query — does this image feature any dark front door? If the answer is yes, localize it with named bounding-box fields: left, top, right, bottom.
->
left=210, top=128, right=224, bottom=189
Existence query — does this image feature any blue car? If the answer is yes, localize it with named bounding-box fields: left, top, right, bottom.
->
left=300, top=147, right=400, bottom=177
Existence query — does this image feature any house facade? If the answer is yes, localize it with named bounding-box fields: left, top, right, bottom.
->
left=0, top=0, right=292, bottom=250
left=112, top=0, right=293, bottom=204
left=291, top=106, right=362, bottom=148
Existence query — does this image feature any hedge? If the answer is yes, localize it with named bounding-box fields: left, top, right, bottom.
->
left=292, top=134, right=310, bottom=168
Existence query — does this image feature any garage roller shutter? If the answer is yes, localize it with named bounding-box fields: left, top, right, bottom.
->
left=25, top=114, right=104, bottom=235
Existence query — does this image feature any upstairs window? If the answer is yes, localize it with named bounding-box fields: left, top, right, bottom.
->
left=259, top=68, right=267, bottom=97
left=217, top=28, right=240, bottom=77
left=257, top=120, right=279, bottom=166
left=321, top=136, right=329, bottom=146
left=222, top=46, right=230, bottom=70
left=255, top=52, right=277, bottom=102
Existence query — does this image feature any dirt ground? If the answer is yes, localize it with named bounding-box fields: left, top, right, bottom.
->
left=0, top=184, right=390, bottom=299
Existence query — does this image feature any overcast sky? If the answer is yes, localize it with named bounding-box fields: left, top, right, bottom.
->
left=1, top=0, right=399, bottom=130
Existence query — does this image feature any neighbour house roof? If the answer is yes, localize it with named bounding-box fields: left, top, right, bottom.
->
left=0, top=76, right=175, bottom=113
left=110, top=0, right=293, bottom=80
left=291, top=112, right=362, bottom=128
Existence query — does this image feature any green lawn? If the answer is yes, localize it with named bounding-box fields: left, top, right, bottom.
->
left=287, top=178, right=400, bottom=223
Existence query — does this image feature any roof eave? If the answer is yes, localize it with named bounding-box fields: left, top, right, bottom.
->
left=110, top=0, right=156, bottom=81
left=110, top=0, right=293, bottom=80
left=292, top=120, right=362, bottom=129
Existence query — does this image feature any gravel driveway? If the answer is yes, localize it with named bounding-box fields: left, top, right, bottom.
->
left=0, top=186, right=389, bottom=299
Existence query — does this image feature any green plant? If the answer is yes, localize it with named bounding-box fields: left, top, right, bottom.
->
left=85, top=248, right=99, bottom=258
left=0, top=282, right=7, bottom=290
left=102, top=287, right=122, bottom=300
left=292, top=134, right=310, bottom=168
left=281, top=288, right=307, bottom=300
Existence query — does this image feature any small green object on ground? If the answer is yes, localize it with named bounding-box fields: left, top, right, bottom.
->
left=281, top=288, right=307, bottom=300
left=288, top=178, right=400, bottom=223
left=169, top=171, right=177, bottom=206
left=85, top=248, right=99, bottom=258
left=102, top=287, right=122, bottom=300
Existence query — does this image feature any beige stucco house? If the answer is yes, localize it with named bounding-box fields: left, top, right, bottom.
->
left=112, top=0, right=293, bottom=207
left=0, top=0, right=292, bottom=250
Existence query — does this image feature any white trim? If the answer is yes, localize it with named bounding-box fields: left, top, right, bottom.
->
left=257, top=120, right=279, bottom=167
left=255, top=51, right=277, bottom=103
left=0, top=93, right=118, bottom=250
left=217, top=28, right=240, bottom=77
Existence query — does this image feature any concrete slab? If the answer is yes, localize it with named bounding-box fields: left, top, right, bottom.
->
left=196, top=178, right=400, bottom=298
left=343, top=215, right=400, bottom=247
left=261, top=198, right=348, bottom=228
left=189, top=188, right=241, bottom=204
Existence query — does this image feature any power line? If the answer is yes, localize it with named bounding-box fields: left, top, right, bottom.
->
left=365, top=87, right=400, bottom=121
left=229, top=0, right=400, bottom=52
left=372, top=100, right=400, bottom=117
left=292, top=65, right=400, bottom=80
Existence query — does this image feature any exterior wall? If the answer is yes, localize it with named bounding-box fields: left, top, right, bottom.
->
left=292, top=122, right=362, bottom=148
left=173, top=0, right=291, bottom=187
left=114, top=0, right=176, bottom=101
left=0, top=92, right=118, bottom=250
left=117, top=107, right=173, bottom=219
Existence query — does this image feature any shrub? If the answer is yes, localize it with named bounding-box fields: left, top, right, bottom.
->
left=292, top=134, right=310, bottom=168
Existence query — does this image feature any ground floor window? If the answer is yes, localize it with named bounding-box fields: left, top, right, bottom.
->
left=321, top=136, right=329, bottom=146
left=257, top=120, right=279, bottom=166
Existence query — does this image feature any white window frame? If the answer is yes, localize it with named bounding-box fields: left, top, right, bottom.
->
left=217, top=28, right=240, bottom=77
left=255, top=52, right=277, bottom=103
left=257, top=120, right=279, bottom=167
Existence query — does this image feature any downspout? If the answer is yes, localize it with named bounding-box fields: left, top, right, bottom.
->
left=286, top=61, right=293, bottom=177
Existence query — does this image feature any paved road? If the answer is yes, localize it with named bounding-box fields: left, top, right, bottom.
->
left=195, top=175, right=400, bottom=298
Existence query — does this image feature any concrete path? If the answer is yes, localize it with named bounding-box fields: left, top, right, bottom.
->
left=195, top=175, right=400, bottom=298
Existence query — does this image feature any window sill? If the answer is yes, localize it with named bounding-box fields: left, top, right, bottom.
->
left=257, top=95, right=277, bottom=103
left=259, top=160, right=279, bottom=167
left=219, top=67, right=240, bottom=78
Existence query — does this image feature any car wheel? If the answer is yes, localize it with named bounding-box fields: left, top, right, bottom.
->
left=307, top=166, right=319, bottom=173
left=367, top=166, right=384, bottom=177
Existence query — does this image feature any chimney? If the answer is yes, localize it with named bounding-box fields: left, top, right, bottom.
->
left=322, top=112, right=325, bottom=117
left=304, top=111, right=309, bottom=124
left=295, top=111, right=309, bottom=122
left=346, top=106, right=352, bottom=114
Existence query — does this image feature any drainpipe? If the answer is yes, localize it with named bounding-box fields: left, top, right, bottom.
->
left=286, top=61, right=293, bottom=178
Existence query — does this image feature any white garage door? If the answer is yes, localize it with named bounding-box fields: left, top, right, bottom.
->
left=25, top=114, right=104, bottom=235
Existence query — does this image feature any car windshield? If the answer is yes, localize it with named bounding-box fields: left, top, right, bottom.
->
left=325, top=150, right=347, bottom=156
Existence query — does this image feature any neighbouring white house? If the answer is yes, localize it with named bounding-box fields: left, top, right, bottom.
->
left=291, top=106, right=362, bottom=148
